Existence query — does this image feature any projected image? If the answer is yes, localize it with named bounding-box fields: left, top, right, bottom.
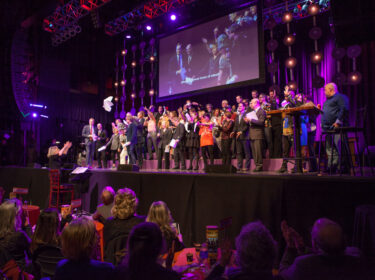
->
left=159, top=5, right=259, bottom=98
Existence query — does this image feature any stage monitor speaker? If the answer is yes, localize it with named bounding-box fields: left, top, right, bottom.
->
left=331, top=0, right=375, bottom=46
left=205, top=164, right=237, bottom=174
left=117, top=164, right=140, bottom=172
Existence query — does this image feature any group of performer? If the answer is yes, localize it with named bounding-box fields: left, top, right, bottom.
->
left=78, top=82, right=349, bottom=174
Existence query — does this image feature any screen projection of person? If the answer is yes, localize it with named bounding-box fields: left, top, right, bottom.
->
left=158, top=5, right=259, bottom=98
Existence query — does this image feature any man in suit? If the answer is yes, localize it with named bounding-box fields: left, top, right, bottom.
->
left=125, top=113, right=137, bottom=165
left=231, top=102, right=251, bottom=171
left=95, top=123, right=107, bottom=168
left=82, top=118, right=97, bottom=167
left=168, top=42, right=185, bottom=93
left=246, top=99, right=266, bottom=172
left=279, top=218, right=373, bottom=280
left=171, top=117, right=186, bottom=170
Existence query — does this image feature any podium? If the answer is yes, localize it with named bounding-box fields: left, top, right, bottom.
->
left=267, top=104, right=322, bottom=173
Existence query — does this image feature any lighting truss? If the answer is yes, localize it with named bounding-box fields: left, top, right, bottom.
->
left=105, top=0, right=197, bottom=36
left=43, top=0, right=111, bottom=34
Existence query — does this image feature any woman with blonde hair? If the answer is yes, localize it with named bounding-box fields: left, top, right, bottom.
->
left=54, top=217, right=114, bottom=280
left=146, top=201, right=184, bottom=253
left=103, top=188, right=145, bottom=265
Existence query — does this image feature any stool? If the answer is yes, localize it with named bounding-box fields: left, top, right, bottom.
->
left=352, top=205, right=375, bottom=261
left=49, top=169, right=74, bottom=209
left=22, top=205, right=40, bottom=227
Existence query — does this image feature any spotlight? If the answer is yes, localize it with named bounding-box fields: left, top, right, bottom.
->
left=114, top=96, right=119, bottom=102
left=120, top=80, right=126, bottom=86
left=131, top=92, right=136, bottom=99
left=149, top=89, right=155, bottom=96
left=282, top=11, right=293, bottom=23
left=49, top=23, right=53, bottom=28
left=32, top=113, right=38, bottom=118
left=150, top=56, right=155, bottom=62
left=348, top=71, right=362, bottom=85
left=131, top=61, right=137, bottom=68
left=308, top=3, right=320, bottom=16
left=310, top=51, right=323, bottom=63
left=283, top=34, right=296, bottom=46
left=146, top=25, right=152, bottom=31
left=126, top=35, right=131, bottom=39
left=114, top=82, right=119, bottom=87
left=288, top=80, right=298, bottom=91
left=285, top=56, right=297, bottom=68
left=170, top=14, right=177, bottom=21
left=121, top=49, right=127, bottom=56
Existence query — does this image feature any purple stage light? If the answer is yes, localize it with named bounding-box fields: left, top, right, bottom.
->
left=170, top=14, right=177, bottom=21
left=146, top=25, right=152, bottom=31
left=126, top=35, right=131, bottom=39
left=32, top=113, right=38, bottom=118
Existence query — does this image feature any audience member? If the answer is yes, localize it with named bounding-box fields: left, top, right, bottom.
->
left=146, top=201, right=184, bottom=253
left=279, top=218, right=373, bottom=280
left=54, top=217, right=114, bottom=280
left=114, top=222, right=180, bottom=280
left=103, top=188, right=145, bottom=265
left=93, top=186, right=115, bottom=224
left=30, top=208, right=60, bottom=253
left=0, top=199, right=31, bottom=272
left=207, top=221, right=277, bottom=280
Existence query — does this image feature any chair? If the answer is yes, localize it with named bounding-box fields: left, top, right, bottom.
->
left=48, top=169, right=74, bottom=209
left=318, top=106, right=374, bottom=176
left=32, top=245, right=64, bottom=279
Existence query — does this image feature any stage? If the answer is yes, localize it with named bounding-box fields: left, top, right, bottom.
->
left=1, top=166, right=375, bottom=249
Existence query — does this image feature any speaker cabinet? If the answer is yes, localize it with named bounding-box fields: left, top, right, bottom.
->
left=117, top=164, right=140, bottom=172
left=205, top=164, right=237, bottom=174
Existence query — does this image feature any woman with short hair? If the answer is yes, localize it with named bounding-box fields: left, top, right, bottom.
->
left=54, top=217, right=114, bottom=280
left=103, top=188, right=145, bottom=265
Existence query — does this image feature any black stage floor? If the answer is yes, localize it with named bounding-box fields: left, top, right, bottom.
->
left=1, top=166, right=375, bottom=248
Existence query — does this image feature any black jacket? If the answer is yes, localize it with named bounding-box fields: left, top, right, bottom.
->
left=233, top=113, right=249, bottom=140
left=158, top=128, right=173, bottom=150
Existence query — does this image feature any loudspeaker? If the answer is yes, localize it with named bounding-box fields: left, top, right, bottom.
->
left=331, top=0, right=375, bottom=46
left=205, top=164, right=237, bottom=174
left=117, top=164, right=140, bottom=172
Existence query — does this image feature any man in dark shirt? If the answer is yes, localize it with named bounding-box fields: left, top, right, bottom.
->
left=321, top=83, right=349, bottom=173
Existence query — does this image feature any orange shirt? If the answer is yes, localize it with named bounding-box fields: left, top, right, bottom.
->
left=199, top=121, right=214, bottom=147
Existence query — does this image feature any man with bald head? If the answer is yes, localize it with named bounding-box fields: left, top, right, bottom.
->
left=322, top=82, right=349, bottom=174
left=280, top=218, right=372, bottom=280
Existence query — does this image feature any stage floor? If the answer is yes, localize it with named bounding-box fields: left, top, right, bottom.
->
left=1, top=166, right=375, bottom=247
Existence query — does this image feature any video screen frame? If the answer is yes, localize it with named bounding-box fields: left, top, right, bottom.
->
left=156, top=1, right=265, bottom=102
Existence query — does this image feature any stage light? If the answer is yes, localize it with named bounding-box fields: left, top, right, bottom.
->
left=288, top=80, right=298, bottom=91
left=283, top=34, right=296, bottom=46
left=131, top=92, right=136, bottom=99
left=308, top=3, right=320, bottom=16
left=131, top=61, right=137, bottom=68
left=285, top=56, right=297, bottom=68
left=282, top=11, right=293, bottom=23
left=114, top=82, right=119, bottom=87
left=114, top=96, right=119, bottom=102
left=121, top=49, right=127, bottom=56
left=348, top=71, right=362, bottom=85
left=170, top=14, right=177, bottom=21
left=40, top=115, right=49, bottom=119
left=126, top=35, right=131, bottom=39
left=120, top=80, right=126, bottom=86
left=311, top=51, right=323, bottom=63
left=32, top=113, right=38, bottom=118
left=49, top=23, right=53, bottom=28
left=146, top=25, right=152, bottom=31
left=149, top=89, right=155, bottom=96
left=150, top=56, right=155, bottom=62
